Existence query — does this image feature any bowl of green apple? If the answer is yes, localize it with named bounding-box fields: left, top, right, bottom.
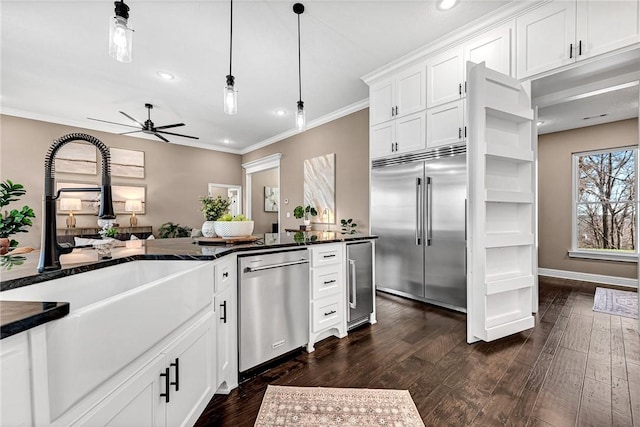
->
left=214, top=214, right=254, bottom=237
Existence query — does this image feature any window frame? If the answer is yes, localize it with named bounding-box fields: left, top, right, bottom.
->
left=570, top=145, right=639, bottom=262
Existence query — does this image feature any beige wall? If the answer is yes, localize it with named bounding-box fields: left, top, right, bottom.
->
left=251, top=168, right=279, bottom=234
left=242, top=109, right=369, bottom=233
left=538, top=118, right=638, bottom=279
left=0, top=115, right=242, bottom=248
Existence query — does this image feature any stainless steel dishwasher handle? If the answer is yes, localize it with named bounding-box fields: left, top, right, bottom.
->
left=349, top=259, right=357, bottom=309
left=245, top=259, right=309, bottom=272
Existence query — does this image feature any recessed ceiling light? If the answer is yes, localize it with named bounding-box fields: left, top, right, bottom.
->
left=274, top=109, right=287, bottom=117
left=437, top=0, right=459, bottom=11
left=157, top=71, right=175, bottom=80
left=222, top=138, right=231, bottom=144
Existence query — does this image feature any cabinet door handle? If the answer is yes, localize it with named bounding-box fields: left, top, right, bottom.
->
left=395, top=106, right=399, bottom=115
left=578, top=40, right=582, bottom=56
left=464, top=126, right=467, bottom=138
left=160, top=367, right=170, bottom=403
left=391, top=142, right=395, bottom=152
left=459, top=83, right=462, bottom=95
left=569, top=43, right=573, bottom=58
left=458, top=127, right=462, bottom=139
left=323, top=279, right=336, bottom=285
left=223, top=271, right=229, bottom=278
left=391, top=106, right=395, bottom=117
left=464, top=81, right=467, bottom=93
left=323, top=254, right=336, bottom=259
left=394, top=142, right=398, bottom=152
left=170, top=358, right=180, bottom=391
left=324, top=310, right=337, bottom=316
left=220, top=300, right=227, bottom=323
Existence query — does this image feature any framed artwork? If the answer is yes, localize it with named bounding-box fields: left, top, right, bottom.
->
left=55, top=142, right=97, bottom=175
left=110, top=147, right=145, bottom=178
left=304, top=153, right=335, bottom=223
left=56, top=182, right=146, bottom=215
left=264, top=186, right=279, bottom=212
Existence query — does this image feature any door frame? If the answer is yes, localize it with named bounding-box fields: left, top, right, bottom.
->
left=241, top=153, right=282, bottom=228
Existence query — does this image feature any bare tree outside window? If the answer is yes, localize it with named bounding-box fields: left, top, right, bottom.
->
left=575, top=147, right=636, bottom=252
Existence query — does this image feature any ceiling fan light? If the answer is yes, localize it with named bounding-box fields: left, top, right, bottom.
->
left=109, top=1, right=133, bottom=63
left=224, top=75, right=238, bottom=115
left=296, top=101, right=306, bottom=131
left=437, top=0, right=459, bottom=11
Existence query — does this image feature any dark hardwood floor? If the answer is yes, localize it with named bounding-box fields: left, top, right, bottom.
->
left=195, top=277, right=640, bottom=427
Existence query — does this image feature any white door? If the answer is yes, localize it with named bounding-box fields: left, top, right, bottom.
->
left=396, top=111, right=426, bottom=155
left=396, top=63, right=426, bottom=117
left=466, top=62, right=536, bottom=343
left=426, top=99, right=465, bottom=149
left=516, top=1, right=576, bottom=79
left=369, top=80, right=394, bottom=126
left=464, top=22, right=514, bottom=77
left=426, top=47, right=464, bottom=108
left=576, top=0, right=640, bottom=59
left=370, top=121, right=395, bottom=159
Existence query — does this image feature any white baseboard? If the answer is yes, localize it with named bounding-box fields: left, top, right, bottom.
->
left=538, top=268, right=638, bottom=289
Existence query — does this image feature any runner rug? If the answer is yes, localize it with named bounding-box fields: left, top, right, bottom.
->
left=254, top=385, right=424, bottom=426
left=593, top=287, right=638, bottom=319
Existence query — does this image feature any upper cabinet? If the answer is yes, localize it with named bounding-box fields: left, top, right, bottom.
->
left=464, top=22, right=514, bottom=77
left=426, top=48, right=464, bottom=108
left=369, top=62, right=426, bottom=126
left=517, top=0, right=640, bottom=79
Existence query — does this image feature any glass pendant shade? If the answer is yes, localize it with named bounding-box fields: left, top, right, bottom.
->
left=224, top=75, right=238, bottom=115
left=296, top=101, right=306, bottom=131
left=109, top=15, right=132, bottom=62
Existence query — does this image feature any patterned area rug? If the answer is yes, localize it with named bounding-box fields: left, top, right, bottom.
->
left=593, top=287, right=638, bottom=319
left=254, top=385, right=425, bottom=426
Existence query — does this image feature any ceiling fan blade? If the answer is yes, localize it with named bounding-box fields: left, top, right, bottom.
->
left=153, top=133, right=170, bottom=143
left=119, top=130, right=144, bottom=135
left=119, top=111, right=145, bottom=128
left=87, top=117, right=140, bottom=129
left=157, top=130, right=200, bottom=140
left=154, top=123, right=185, bottom=130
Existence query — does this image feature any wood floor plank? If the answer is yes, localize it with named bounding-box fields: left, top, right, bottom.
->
left=622, top=319, right=640, bottom=366
left=585, top=328, right=611, bottom=383
left=560, top=313, right=592, bottom=353
left=530, top=346, right=588, bottom=426
left=611, top=316, right=628, bottom=381
left=572, top=293, right=597, bottom=317
left=612, top=376, right=633, bottom=427
left=592, top=311, right=611, bottom=331
left=627, top=361, right=640, bottom=426
left=577, top=377, right=612, bottom=427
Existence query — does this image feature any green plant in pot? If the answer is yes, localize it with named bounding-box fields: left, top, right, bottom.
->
left=340, top=218, right=358, bottom=234
left=293, top=205, right=317, bottom=230
left=158, top=222, right=192, bottom=238
left=199, top=195, right=231, bottom=237
left=0, top=180, right=35, bottom=255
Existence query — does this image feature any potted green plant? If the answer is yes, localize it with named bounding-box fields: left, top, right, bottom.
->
left=340, top=218, right=358, bottom=234
left=199, top=196, right=231, bottom=237
left=293, top=204, right=318, bottom=230
left=0, top=179, right=35, bottom=255
left=158, top=222, right=192, bottom=238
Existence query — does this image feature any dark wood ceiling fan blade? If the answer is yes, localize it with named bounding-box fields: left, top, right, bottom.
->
left=119, top=111, right=145, bottom=128
left=157, top=130, right=200, bottom=140
left=154, top=123, right=185, bottom=130
left=87, top=117, right=140, bottom=129
left=153, top=133, right=170, bottom=142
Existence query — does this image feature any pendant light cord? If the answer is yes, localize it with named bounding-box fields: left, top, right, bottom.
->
left=229, top=0, right=233, bottom=76
left=297, top=12, right=302, bottom=103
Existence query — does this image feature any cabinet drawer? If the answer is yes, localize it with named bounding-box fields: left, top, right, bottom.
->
left=311, top=295, right=343, bottom=333
left=310, top=244, right=343, bottom=267
left=312, top=265, right=342, bottom=300
left=215, top=257, right=235, bottom=293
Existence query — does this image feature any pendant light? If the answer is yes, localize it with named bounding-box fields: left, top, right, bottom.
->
left=224, top=0, right=238, bottom=115
left=293, top=3, right=305, bottom=131
left=109, top=0, right=133, bottom=63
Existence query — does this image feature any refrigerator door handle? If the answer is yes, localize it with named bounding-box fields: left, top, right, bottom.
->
left=416, top=177, right=422, bottom=246
left=349, top=259, right=357, bottom=309
left=426, top=176, right=432, bottom=246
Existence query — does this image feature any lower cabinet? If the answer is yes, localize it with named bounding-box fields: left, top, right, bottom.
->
left=215, top=281, right=236, bottom=393
left=74, top=313, right=215, bottom=427
left=0, top=333, right=32, bottom=427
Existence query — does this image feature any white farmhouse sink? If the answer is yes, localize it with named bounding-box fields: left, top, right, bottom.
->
left=0, top=260, right=214, bottom=420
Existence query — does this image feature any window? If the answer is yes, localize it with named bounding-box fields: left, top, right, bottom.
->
left=572, top=146, right=637, bottom=260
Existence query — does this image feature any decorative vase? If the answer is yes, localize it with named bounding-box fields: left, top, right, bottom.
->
left=304, top=219, right=311, bottom=226
left=93, top=238, right=114, bottom=259
left=201, top=221, right=217, bottom=238
left=213, top=221, right=254, bottom=238
left=0, top=238, right=10, bottom=255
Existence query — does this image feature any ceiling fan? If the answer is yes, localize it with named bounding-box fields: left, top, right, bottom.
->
left=88, top=103, right=199, bottom=142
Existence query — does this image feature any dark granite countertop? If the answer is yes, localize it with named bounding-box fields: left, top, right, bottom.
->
left=0, top=231, right=376, bottom=338
left=1, top=301, right=70, bottom=339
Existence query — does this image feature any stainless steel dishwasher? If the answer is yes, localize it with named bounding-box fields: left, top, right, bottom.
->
left=238, top=249, right=309, bottom=372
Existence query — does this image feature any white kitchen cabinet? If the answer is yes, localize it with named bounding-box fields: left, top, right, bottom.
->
left=307, top=244, right=346, bottom=352
left=1, top=333, right=33, bottom=427
left=516, top=0, right=640, bottom=79
left=214, top=256, right=237, bottom=394
left=426, top=99, right=465, bottom=149
left=426, top=47, right=464, bottom=108
left=369, top=63, right=426, bottom=126
left=370, top=111, right=426, bottom=159
left=464, top=21, right=514, bottom=77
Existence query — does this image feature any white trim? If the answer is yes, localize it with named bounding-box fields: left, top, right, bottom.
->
left=568, top=250, right=638, bottom=263
left=241, top=154, right=282, bottom=228
left=538, top=268, right=638, bottom=289
left=239, top=99, right=369, bottom=155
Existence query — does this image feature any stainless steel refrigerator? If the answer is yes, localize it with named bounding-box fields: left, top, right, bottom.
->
left=346, top=241, right=374, bottom=330
left=371, top=146, right=467, bottom=312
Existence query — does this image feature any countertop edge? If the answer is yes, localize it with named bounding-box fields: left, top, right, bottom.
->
left=1, top=302, right=70, bottom=340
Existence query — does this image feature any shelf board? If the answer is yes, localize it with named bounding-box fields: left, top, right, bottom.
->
left=484, top=232, right=534, bottom=248
left=485, top=190, right=534, bottom=204
left=485, top=275, right=535, bottom=295
left=485, top=105, right=533, bottom=123
left=485, top=145, right=533, bottom=162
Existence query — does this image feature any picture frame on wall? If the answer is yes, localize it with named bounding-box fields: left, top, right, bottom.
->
left=55, top=142, right=97, bottom=175
left=264, top=186, right=279, bottom=212
left=110, top=147, right=145, bottom=178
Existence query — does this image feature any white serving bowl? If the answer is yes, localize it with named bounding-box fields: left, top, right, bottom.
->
left=213, top=221, right=254, bottom=237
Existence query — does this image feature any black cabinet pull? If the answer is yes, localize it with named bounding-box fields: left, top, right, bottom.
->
left=569, top=43, right=573, bottom=58
left=324, top=310, right=337, bottom=316
left=160, top=367, right=170, bottom=403
left=391, top=106, right=395, bottom=117
left=323, top=279, right=336, bottom=285
left=394, top=142, right=398, bottom=152
left=458, top=127, right=462, bottom=139
left=323, top=254, right=336, bottom=258
left=395, top=106, right=399, bottom=115
left=578, top=40, right=582, bottom=56
left=391, top=142, right=395, bottom=152
left=464, top=81, right=467, bottom=93
left=220, top=301, right=227, bottom=323
left=223, top=271, right=229, bottom=278
left=170, top=358, right=180, bottom=391
left=464, top=126, right=467, bottom=138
